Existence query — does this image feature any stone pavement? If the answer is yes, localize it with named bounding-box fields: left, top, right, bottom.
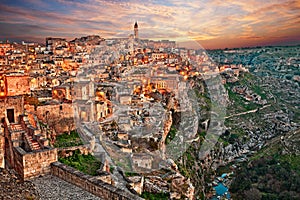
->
left=31, top=175, right=102, bottom=200
left=0, top=168, right=40, bottom=200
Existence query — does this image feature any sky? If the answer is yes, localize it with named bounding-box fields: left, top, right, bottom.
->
left=0, top=0, right=299, bottom=49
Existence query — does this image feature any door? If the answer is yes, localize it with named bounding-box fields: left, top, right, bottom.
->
left=7, top=109, right=14, bottom=123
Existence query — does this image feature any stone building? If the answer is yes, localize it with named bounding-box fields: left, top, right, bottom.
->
left=29, top=75, right=47, bottom=90
left=73, top=79, right=112, bottom=122
left=2, top=113, right=57, bottom=180
left=46, top=37, right=68, bottom=52
left=52, top=84, right=72, bottom=101
left=0, top=73, right=57, bottom=180
left=131, top=153, right=153, bottom=171
left=0, top=74, right=29, bottom=123
left=134, top=22, right=138, bottom=40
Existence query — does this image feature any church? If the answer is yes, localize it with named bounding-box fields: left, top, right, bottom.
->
left=134, top=21, right=138, bottom=39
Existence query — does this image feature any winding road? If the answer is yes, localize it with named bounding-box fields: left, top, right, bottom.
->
left=225, top=104, right=271, bottom=119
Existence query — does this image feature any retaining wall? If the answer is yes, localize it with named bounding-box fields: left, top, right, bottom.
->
left=51, top=162, right=142, bottom=200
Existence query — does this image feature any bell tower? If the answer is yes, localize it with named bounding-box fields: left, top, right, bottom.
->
left=134, top=21, right=138, bottom=39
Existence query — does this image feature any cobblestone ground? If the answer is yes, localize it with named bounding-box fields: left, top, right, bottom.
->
left=0, top=168, right=40, bottom=200
left=31, top=175, right=102, bottom=200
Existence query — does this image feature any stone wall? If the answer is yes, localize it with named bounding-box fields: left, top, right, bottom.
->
left=13, top=147, right=24, bottom=178
left=14, top=147, right=57, bottom=180
left=4, top=124, right=15, bottom=170
left=0, top=130, right=4, bottom=168
left=51, top=162, right=142, bottom=200
left=25, top=103, right=74, bottom=122
left=5, top=75, right=30, bottom=96
left=57, top=144, right=92, bottom=158
left=25, top=103, right=74, bottom=133
left=0, top=96, right=23, bottom=124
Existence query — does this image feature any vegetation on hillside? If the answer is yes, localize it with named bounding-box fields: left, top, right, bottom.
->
left=230, top=155, right=300, bottom=200
left=230, top=131, right=300, bottom=200
left=224, top=73, right=264, bottom=113
left=165, top=126, right=177, bottom=145
left=58, top=149, right=102, bottom=176
left=141, top=191, right=169, bottom=200
left=54, top=130, right=83, bottom=148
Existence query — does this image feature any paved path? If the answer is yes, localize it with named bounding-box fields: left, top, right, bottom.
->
left=31, top=175, right=102, bottom=200
left=0, top=168, right=39, bottom=200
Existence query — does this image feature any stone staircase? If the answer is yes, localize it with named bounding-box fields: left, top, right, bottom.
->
left=9, top=124, right=24, bottom=132
left=23, top=133, right=41, bottom=151
left=27, top=135, right=41, bottom=151
left=9, top=122, right=42, bottom=152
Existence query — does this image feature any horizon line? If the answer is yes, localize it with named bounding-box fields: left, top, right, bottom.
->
left=1, top=36, right=299, bottom=51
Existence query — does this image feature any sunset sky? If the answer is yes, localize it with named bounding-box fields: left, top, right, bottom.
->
left=0, top=0, right=299, bottom=49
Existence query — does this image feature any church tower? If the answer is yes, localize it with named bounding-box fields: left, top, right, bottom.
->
left=134, top=21, right=138, bottom=39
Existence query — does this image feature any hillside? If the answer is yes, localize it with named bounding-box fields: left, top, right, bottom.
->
left=230, top=128, right=300, bottom=200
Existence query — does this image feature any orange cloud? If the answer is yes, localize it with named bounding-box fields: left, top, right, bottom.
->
left=0, top=0, right=299, bottom=48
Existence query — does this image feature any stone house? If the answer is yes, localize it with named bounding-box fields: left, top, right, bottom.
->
left=131, top=153, right=153, bottom=171
left=0, top=73, right=57, bottom=180
left=73, top=79, right=112, bottom=123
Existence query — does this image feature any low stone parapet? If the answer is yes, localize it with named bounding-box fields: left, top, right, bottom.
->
left=57, top=144, right=92, bottom=158
left=51, top=161, right=142, bottom=200
left=14, top=146, right=57, bottom=180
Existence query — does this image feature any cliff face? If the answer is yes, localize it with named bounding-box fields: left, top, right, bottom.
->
left=172, top=71, right=300, bottom=199
left=169, top=77, right=229, bottom=199
left=128, top=91, right=197, bottom=199
left=159, top=110, right=172, bottom=158
left=141, top=168, right=195, bottom=199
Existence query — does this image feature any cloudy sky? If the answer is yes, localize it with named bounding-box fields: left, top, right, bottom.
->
left=0, top=0, right=299, bottom=49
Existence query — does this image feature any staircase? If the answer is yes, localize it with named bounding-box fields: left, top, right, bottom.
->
left=9, top=122, right=42, bottom=151
left=24, top=133, right=41, bottom=151
left=9, top=124, right=24, bottom=132
left=27, top=135, right=41, bottom=151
